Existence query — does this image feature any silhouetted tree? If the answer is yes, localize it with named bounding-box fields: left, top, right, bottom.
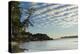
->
left=22, top=8, right=36, bottom=32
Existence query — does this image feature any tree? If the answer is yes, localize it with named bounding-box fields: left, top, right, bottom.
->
left=22, top=8, right=36, bottom=32
left=10, top=1, right=21, bottom=36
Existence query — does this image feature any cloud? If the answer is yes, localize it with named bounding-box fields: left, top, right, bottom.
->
left=22, top=3, right=78, bottom=28
left=32, top=4, right=75, bottom=17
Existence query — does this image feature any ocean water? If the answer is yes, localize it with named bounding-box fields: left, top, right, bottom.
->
left=20, top=38, right=78, bottom=52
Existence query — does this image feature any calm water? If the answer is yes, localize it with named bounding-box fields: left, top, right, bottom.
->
left=20, top=38, right=78, bottom=52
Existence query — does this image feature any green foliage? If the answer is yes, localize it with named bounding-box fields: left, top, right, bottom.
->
left=10, top=1, right=20, bottom=25
left=10, top=1, right=22, bottom=35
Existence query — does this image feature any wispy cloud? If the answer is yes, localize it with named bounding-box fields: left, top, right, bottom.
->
left=30, top=3, right=78, bottom=28
left=22, top=2, right=78, bottom=28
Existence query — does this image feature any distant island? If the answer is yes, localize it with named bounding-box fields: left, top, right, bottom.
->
left=12, top=32, right=53, bottom=42
left=61, top=35, right=78, bottom=39
left=31, top=33, right=53, bottom=41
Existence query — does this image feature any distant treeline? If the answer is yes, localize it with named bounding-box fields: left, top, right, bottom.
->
left=61, top=35, right=78, bottom=39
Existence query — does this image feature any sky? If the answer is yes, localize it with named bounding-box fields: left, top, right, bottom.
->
left=19, top=2, right=78, bottom=38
